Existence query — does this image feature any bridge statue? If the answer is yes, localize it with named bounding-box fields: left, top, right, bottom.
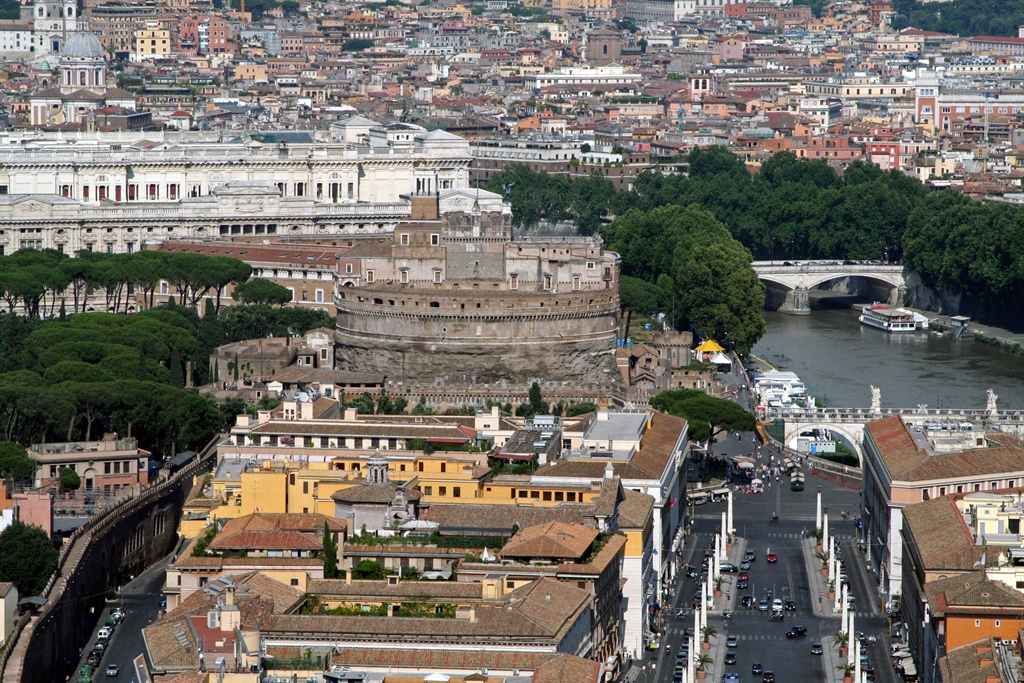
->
left=917, top=404, right=928, bottom=414
left=987, top=389, right=998, bottom=416
left=870, top=386, right=881, bottom=415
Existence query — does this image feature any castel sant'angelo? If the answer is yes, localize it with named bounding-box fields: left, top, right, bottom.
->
left=333, top=188, right=621, bottom=387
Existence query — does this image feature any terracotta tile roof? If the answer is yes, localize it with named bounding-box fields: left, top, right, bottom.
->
left=322, top=646, right=561, bottom=672
left=925, top=572, right=1024, bottom=620
left=500, top=522, right=599, bottom=560
left=420, top=502, right=592, bottom=534
left=937, top=638, right=1005, bottom=683
left=532, top=653, right=603, bottom=683
left=208, top=529, right=322, bottom=551
left=617, top=489, right=654, bottom=529
left=902, top=495, right=979, bottom=571
left=265, top=578, right=589, bottom=646
left=142, top=616, right=200, bottom=672
left=218, top=512, right=344, bottom=534
left=867, top=416, right=1024, bottom=482
left=306, top=579, right=484, bottom=600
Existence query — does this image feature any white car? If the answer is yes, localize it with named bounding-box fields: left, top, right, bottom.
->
left=105, top=664, right=119, bottom=677
left=772, top=599, right=783, bottom=611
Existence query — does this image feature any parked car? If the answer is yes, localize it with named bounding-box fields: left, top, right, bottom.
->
left=720, top=563, right=739, bottom=573
left=744, top=550, right=756, bottom=562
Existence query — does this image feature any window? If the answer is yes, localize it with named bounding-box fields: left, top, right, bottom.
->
left=366, top=270, right=375, bottom=283
left=439, top=486, right=447, bottom=496
left=996, top=620, right=1001, bottom=627
left=510, top=274, right=518, bottom=290
left=347, top=182, right=354, bottom=199
left=104, top=462, right=111, bottom=474
left=303, top=481, right=308, bottom=494
left=572, top=274, right=581, bottom=291
left=315, top=289, right=324, bottom=303
left=400, top=233, right=409, bottom=245
left=345, top=263, right=353, bottom=274
left=400, top=269, right=409, bottom=284
left=430, top=234, right=440, bottom=246
left=433, top=270, right=442, bottom=284
left=975, top=620, right=981, bottom=627
left=290, top=578, right=299, bottom=586
left=939, top=487, right=946, bottom=496
left=424, top=486, right=432, bottom=495
left=453, top=487, right=461, bottom=498
left=440, top=463, right=446, bottom=473
left=544, top=274, right=552, bottom=290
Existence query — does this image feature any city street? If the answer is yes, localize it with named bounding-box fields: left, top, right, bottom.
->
left=71, top=551, right=174, bottom=683
left=626, top=430, right=897, bottom=683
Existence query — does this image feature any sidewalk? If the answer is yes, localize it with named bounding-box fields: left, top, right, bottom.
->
left=800, top=536, right=837, bottom=618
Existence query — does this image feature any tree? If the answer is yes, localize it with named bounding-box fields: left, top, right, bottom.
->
left=169, top=346, right=184, bottom=388
left=0, top=520, right=58, bottom=596
left=700, top=624, right=717, bottom=643
left=694, top=653, right=713, bottom=672
left=342, top=38, right=374, bottom=52
left=352, top=559, right=386, bottom=580
left=0, top=441, right=35, bottom=482
left=565, top=402, right=597, bottom=417
left=322, top=522, right=339, bottom=579
left=232, top=278, right=292, bottom=306
left=650, top=389, right=755, bottom=444
left=58, top=466, right=81, bottom=493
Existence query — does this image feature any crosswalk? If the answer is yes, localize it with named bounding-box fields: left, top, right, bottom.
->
left=763, top=532, right=856, bottom=540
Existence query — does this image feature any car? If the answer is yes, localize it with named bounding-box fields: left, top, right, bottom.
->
left=752, top=663, right=763, bottom=674
left=725, top=652, right=737, bottom=665
left=740, top=561, right=751, bottom=570
left=771, top=599, right=783, bottom=611
left=737, top=579, right=749, bottom=590
left=87, top=654, right=101, bottom=668
left=744, top=550, right=756, bottom=562
left=767, top=552, right=777, bottom=563
left=724, top=674, right=741, bottom=683
left=738, top=572, right=748, bottom=581
left=811, top=643, right=824, bottom=655
left=97, top=627, right=112, bottom=641
left=786, top=626, right=808, bottom=638
left=762, top=673, right=775, bottom=683
left=727, top=635, right=738, bottom=648
left=720, top=563, right=739, bottom=573
left=105, top=665, right=119, bottom=677
left=758, top=599, right=769, bottom=611
left=741, top=595, right=754, bottom=609
left=784, top=600, right=796, bottom=612
left=93, top=642, right=107, bottom=653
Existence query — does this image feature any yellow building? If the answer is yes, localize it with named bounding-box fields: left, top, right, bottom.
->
left=132, top=21, right=170, bottom=60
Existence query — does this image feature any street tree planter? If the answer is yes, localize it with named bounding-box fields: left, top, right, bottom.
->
left=697, top=670, right=707, bottom=680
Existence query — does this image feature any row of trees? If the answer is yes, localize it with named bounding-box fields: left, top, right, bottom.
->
left=890, top=0, right=1023, bottom=37
left=490, top=146, right=1024, bottom=334
left=0, top=249, right=253, bottom=317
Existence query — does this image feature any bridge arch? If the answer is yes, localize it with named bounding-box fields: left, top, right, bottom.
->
left=753, top=264, right=906, bottom=314
left=781, top=419, right=865, bottom=462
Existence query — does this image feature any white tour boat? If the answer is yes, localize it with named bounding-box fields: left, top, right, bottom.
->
left=859, top=304, right=916, bottom=333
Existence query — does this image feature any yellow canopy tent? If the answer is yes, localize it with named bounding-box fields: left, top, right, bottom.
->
left=694, top=340, right=725, bottom=353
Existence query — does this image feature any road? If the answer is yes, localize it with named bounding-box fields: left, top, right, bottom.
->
left=627, top=433, right=897, bottom=683
left=71, top=553, right=172, bottom=683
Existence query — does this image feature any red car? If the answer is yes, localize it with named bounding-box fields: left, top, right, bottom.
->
left=738, top=572, right=749, bottom=581
left=767, top=552, right=778, bottom=563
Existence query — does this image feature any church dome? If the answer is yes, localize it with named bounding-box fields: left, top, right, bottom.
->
left=62, top=31, right=104, bottom=59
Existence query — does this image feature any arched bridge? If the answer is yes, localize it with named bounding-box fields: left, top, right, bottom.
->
left=761, top=406, right=1024, bottom=463
left=752, top=262, right=906, bottom=314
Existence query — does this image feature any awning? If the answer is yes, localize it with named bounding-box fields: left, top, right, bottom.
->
left=426, top=437, right=470, bottom=444
left=695, top=340, right=725, bottom=352
left=710, top=352, right=732, bottom=365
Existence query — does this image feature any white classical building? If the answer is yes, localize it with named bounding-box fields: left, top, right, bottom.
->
left=0, top=122, right=473, bottom=255
left=524, top=64, right=642, bottom=90
left=28, top=29, right=137, bottom=126
left=0, top=0, right=78, bottom=60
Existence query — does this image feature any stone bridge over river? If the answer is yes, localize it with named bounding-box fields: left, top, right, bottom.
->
left=752, top=262, right=906, bottom=314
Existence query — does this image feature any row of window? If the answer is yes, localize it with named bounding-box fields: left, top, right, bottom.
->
left=922, top=479, right=1017, bottom=500
left=47, top=460, right=135, bottom=477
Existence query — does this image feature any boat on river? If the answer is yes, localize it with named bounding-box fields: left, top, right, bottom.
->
left=859, top=304, right=917, bottom=333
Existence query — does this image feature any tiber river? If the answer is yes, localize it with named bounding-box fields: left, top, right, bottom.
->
left=753, top=308, right=1024, bottom=411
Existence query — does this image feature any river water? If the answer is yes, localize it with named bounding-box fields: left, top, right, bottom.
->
left=753, top=308, right=1024, bottom=410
